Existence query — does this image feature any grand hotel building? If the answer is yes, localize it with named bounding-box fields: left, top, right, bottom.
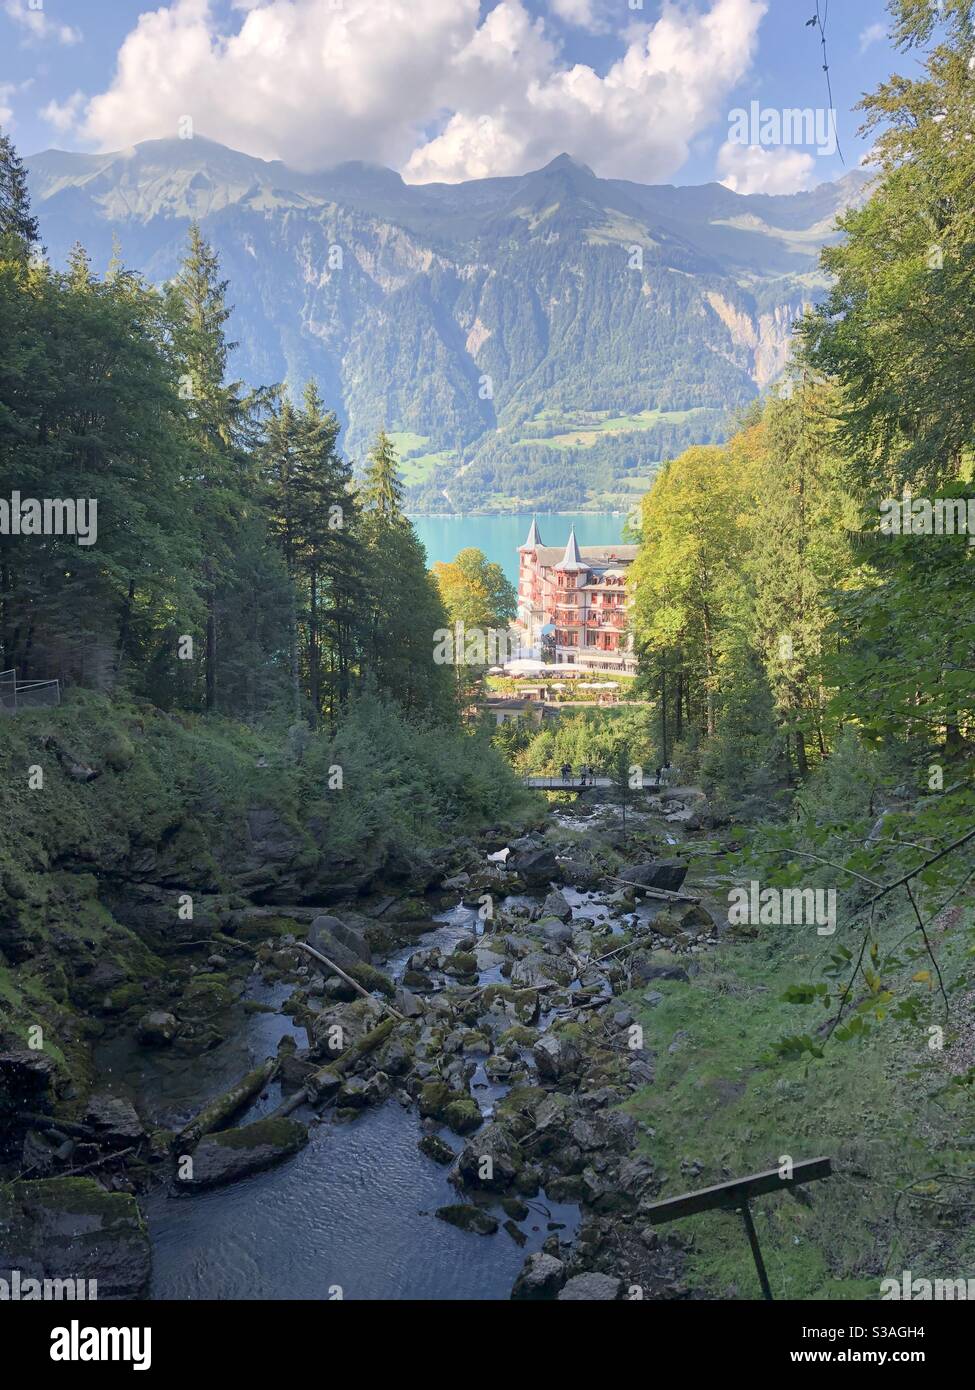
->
left=514, top=519, right=638, bottom=676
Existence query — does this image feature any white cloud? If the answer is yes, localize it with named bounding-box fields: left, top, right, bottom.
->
left=0, top=75, right=34, bottom=127
left=3, top=0, right=81, bottom=45
left=81, top=0, right=767, bottom=185
left=548, top=0, right=602, bottom=29
left=41, top=89, right=85, bottom=132
left=716, top=140, right=817, bottom=195
left=859, top=21, right=887, bottom=53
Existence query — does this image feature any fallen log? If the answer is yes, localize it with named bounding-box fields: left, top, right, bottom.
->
left=176, top=1057, right=279, bottom=1148
left=606, top=874, right=700, bottom=905
left=162, top=933, right=259, bottom=957
left=297, top=940, right=404, bottom=1020
left=269, top=1016, right=397, bottom=1119
left=18, top=1112, right=98, bottom=1140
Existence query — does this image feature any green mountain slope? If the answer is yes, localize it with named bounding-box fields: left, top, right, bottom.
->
left=26, top=138, right=867, bottom=511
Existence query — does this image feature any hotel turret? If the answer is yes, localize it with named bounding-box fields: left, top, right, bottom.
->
left=515, top=519, right=638, bottom=675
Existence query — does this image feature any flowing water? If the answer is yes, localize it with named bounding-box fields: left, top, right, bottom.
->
left=138, top=897, right=582, bottom=1300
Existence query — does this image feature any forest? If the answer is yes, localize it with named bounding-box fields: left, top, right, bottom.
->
left=0, top=165, right=459, bottom=729
left=1, top=0, right=974, bottom=1318
left=626, top=0, right=975, bottom=1073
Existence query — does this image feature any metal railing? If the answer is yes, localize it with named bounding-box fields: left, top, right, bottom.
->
left=0, top=668, right=61, bottom=714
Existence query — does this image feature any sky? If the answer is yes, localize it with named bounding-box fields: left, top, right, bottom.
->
left=0, top=0, right=922, bottom=193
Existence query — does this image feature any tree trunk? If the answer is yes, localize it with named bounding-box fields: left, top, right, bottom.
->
left=309, top=566, right=320, bottom=730
left=177, top=1057, right=279, bottom=1147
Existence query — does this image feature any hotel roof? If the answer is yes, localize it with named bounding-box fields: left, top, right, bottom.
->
left=520, top=516, right=544, bottom=548
left=533, top=543, right=638, bottom=568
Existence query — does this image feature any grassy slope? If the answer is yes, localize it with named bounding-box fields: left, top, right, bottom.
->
left=0, top=690, right=539, bottom=1092
left=623, top=900, right=975, bottom=1299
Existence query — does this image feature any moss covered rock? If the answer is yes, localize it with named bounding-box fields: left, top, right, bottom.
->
left=176, top=1118, right=308, bottom=1191
left=0, top=1177, right=150, bottom=1299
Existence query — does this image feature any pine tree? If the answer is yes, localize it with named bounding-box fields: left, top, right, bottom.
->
left=295, top=383, right=362, bottom=727
left=0, top=129, right=39, bottom=251
left=361, top=429, right=404, bottom=520
left=358, top=431, right=454, bottom=719
left=165, top=224, right=253, bottom=711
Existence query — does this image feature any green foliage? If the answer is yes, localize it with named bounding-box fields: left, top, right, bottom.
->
left=495, top=706, right=658, bottom=777
left=303, top=686, right=536, bottom=861
left=0, top=150, right=460, bottom=733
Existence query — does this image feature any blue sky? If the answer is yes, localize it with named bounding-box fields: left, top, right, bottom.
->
left=0, top=1, right=920, bottom=191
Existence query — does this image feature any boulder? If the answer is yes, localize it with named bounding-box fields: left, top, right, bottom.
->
left=83, top=1094, right=145, bottom=1146
left=457, top=1122, right=523, bottom=1191
left=630, top=956, right=690, bottom=986
left=540, top=919, right=574, bottom=947
left=177, top=1118, right=308, bottom=1190
left=393, top=987, right=424, bottom=1019
left=559, top=858, right=601, bottom=889
left=442, top=952, right=478, bottom=978
left=0, top=1177, right=150, bottom=1299
left=0, top=1049, right=57, bottom=1107
left=531, top=1092, right=575, bottom=1151
left=557, top=1272, right=623, bottom=1301
left=325, top=919, right=372, bottom=963
left=622, top=861, right=688, bottom=894
left=435, top=1204, right=498, bottom=1236
left=652, top=902, right=715, bottom=937
left=308, top=916, right=367, bottom=969
left=509, top=847, right=558, bottom=890
left=510, top=952, right=574, bottom=989
left=533, top=1033, right=581, bottom=1082
left=444, top=1098, right=483, bottom=1136
left=441, top=873, right=471, bottom=891
left=419, top=1135, right=456, bottom=1165
left=135, top=1011, right=179, bottom=1046
left=511, top=1251, right=566, bottom=1300
left=541, top=889, right=573, bottom=923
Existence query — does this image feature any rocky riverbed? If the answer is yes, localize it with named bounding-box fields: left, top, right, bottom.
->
left=1, top=785, right=732, bottom=1301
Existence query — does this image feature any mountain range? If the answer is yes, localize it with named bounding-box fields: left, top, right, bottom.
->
left=26, top=137, right=867, bottom=512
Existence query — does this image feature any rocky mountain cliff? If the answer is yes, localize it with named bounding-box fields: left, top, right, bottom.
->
left=27, top=138, right=867, bottom=510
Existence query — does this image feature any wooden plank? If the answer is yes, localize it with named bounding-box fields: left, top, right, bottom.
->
left=642, top=1158, right=832, bottom=1223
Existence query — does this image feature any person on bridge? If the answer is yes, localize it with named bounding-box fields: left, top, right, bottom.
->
left=579, top=764, right=589, bottom=787
left=560, top=762, right=571, bottom=783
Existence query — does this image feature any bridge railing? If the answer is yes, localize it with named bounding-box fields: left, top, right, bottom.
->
left=0, top=669, right=61, bottom=714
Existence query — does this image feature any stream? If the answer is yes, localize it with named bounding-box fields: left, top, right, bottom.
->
left=130, top=896, right=587, bottom=1300
left=91, top=784, right=690, bottom=1301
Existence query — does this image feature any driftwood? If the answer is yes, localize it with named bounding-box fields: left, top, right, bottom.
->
left=60, top=1147, right=137, bottom=1178
left=269, top=1016, right=397, bottom=1119
left=176, top=1057, right=279, bottom=1148
left=163, top=932, right=259, bottom=957
left=607, top=874, right=700, bottom=905
left=19, top=1112, right=98, bottom=1140
left=297, top=941, right=404, bottom=1021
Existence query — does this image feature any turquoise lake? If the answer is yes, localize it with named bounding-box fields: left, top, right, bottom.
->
left=408, top=512, right=627, bottom=585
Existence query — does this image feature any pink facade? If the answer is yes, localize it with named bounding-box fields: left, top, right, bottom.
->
left=515, top=520, right=638, bottom=675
